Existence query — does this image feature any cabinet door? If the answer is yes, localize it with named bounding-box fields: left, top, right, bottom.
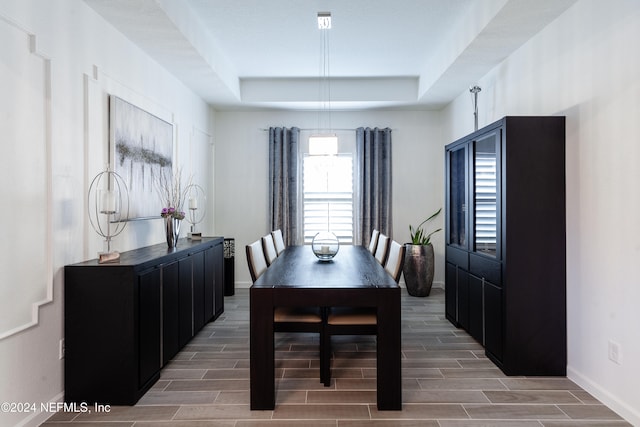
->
left=457, top=269, right=469, bottom=331
left=447, top=144, right=468, bottom=248
left=192, top=251, right=205, bottom=333
left=445, top=262, right=457, bottom=324
left=473, top=131, right=500, bottom=258
left=204, top=247, right=215, bottom=322
left=138, top=268, right=161, bottom=388
left=468, top=274, right=483, bottom=344
left=484, top=281, right=503, bottom=362
left=213, top=240, right=224, bottom=317
left=445, top=263, right=469, bottom=330
left=162, top=261, right=180, bottom=365
left=178, top=257, right=193, bottom=348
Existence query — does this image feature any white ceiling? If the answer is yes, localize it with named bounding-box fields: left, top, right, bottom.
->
left=84, top=0, right=577, bottom=111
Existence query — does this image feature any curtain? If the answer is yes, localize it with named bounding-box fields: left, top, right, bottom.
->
left=269, top=127, right=300, bottom=246
left=355, top=127, right=392, bottom=247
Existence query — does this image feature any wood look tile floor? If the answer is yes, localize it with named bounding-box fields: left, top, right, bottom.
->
left=43, top=288, right=631, bottom=426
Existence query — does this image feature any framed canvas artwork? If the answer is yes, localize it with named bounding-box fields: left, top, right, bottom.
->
left=109, top=95, right=174, bottom=219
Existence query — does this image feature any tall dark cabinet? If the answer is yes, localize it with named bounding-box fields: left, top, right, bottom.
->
left=65, top=237, right=224, bottom=405
left=445, top=116, right=566, bottom=376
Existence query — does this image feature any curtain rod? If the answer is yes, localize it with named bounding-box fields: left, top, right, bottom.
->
left=260, top=128, right=354, bottom=132
left=259, top=128, right=394, bottom=131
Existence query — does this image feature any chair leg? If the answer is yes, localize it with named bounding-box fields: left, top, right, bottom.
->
left=321, top=329, right=331, bottom=386
left=319, top=307, right=331, bottom=386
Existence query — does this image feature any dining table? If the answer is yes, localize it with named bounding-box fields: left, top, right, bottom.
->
left=250, top=244, right=402, bottom=410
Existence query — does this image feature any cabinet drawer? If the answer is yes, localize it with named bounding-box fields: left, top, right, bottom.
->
left=446, top=245, right=468, bottom=269
left=469, top=253, right=501, bottom=286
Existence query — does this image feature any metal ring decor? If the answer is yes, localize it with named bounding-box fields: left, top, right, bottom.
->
left=185, top=183, right=206, bottom=227
left=87, top=168, right=130, bottom=256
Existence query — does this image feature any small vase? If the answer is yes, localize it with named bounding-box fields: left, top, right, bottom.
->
left=165, top=217, right=181, bottom=248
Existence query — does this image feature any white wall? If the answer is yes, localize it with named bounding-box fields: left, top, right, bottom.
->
left=442, top=0, right=640, bottom=424
left=0, top=1, right=214, bottom=426
left=214, top=110, right=444, bottom=287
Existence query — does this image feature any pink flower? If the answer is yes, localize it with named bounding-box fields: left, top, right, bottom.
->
left=161, top=206, right=185, bottom=220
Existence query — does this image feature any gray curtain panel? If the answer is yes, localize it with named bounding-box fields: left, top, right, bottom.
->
left=269, top=127, right=300, bottom=246
left=355, top=127, right=393, bottom=247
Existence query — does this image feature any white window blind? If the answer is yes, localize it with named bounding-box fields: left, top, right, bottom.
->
left=475, top=153, right=497, bottom=252
left=303, top=154, right=353, bottom=244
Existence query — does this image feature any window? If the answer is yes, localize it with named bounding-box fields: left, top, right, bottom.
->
left=303, top=154, right=353, bottom=244
left=474, top=137, right=497, bottom=256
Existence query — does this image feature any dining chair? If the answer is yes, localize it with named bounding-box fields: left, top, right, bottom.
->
left=246, top=239, right=268, bottom=282
left=246, top=238, right=326, bottom=383
left=367, top=229, right=380, bottom=254
left=384, top=240, right=406, bottom=283
left=320, top=239, right=404, bottom=386
left=374, top=233, right=390, bottom=265
left=261, top=234, right=278, bottom=266
left=272, top=229, right=286, bottom=255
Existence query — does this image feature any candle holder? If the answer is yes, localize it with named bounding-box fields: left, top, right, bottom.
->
left=311, top=231, right=339, bottom=261
left=88, top=167, right=129, bottom=263
left=185, top=184, right=206, bottom=240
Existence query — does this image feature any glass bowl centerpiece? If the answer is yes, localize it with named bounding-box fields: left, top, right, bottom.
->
left=312, top=231, right=340, bottom=261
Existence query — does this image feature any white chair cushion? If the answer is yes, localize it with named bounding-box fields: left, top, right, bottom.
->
left=327, top=307, right=377, bottom=325
left=262, top=234, right=278, bottom=266
left=272, top=229, right=286, bottom=255
left=368, top=229, right=379, bottom=254
left=274, top=307, right=322, bottom=323
left=247, top=240, right=267, bottom=281
left=374, top=234, right=389, bottom=264
left=384, top=240, right=403, bottom=282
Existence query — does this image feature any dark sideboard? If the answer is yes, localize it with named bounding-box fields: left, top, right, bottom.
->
left=64, top=237, right=224, bottom=405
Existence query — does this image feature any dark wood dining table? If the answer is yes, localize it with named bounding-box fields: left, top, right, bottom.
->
left=250, top=244, right=402, bottom=410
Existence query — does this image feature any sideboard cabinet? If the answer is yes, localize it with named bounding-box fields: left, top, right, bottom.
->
left=64, top=237, right=224, bottom=405
left=445, top=117, right=566, bottom=376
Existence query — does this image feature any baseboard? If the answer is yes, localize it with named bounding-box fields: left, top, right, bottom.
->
left=15, top=391, right=64, bottom=427
left=567, top=366, right=639, bottom=426
left=432, top=280, right=444, bottom=289
left=399, top=280, right=444, bottom=289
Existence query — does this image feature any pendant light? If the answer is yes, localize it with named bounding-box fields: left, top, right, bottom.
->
left=309, top=11, right=338, bottom=156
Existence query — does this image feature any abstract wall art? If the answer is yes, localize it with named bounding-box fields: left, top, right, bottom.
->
left=109, top=95, right=174, bottom=219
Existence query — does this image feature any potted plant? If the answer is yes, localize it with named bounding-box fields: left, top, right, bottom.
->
left=403, top=208, right=442, bottom=297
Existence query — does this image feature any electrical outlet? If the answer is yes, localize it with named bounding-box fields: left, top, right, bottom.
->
left=608, top=340, right=622, bottom=365
left=59, top=339, right=65, bottom=360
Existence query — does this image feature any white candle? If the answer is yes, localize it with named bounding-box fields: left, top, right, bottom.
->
left=100, top=190, right=116, bottom=213
left=189, top=197, right=198, bottom=210
left=321, top=245, right=330, bottom=254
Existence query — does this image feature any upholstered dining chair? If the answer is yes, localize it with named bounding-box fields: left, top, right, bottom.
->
left=246, top=238, right=326, bottom=383
left=246, top=239, right=268, bottom=282
left=374, top=233, right=390, bottom=265
left=261, top=234, right=278, bottom=266
left=384, top=240, right=406, bottom=283
left=272, top=229, right=286, bottom=256
left=320, top=239, right=404, bottom=386
left=367, top=229, right=380, bottom=254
